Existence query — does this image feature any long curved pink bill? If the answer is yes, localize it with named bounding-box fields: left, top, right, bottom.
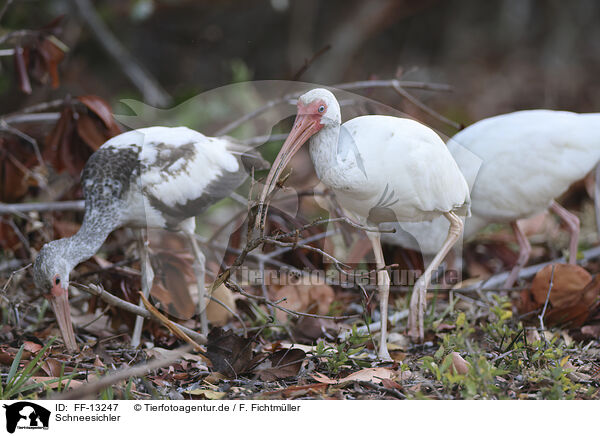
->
left=49, top=293, right=79, bottom=352
left=257, top=115, right=319, bottom=227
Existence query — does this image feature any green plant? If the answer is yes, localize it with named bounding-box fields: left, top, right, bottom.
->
left=314, top=324, right=370, bottom=374
left=0, top=338, right=76, bottom=399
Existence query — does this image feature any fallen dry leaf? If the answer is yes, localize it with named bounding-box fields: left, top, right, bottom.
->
left=40, top=358, right=62, bottom=377
left=30, top=377, right=83, bottom=389
left=520, top=264, right=600, bottom=328
left=206, top=284, right=236, bottom=326
left=531, top=264, right=591, bottom=307
left=581, top=325, right=600, bottom=338
left=23, top=341, right=42, bottom=353
left=184, top=388, right=226, bottom=399
left=272, top=283, right=335, bottom=322
left=256, top=348, right=306, bottom=381
left=450, top=352, right=470, bottom=375
left=205, top=328, right=257, bottom=377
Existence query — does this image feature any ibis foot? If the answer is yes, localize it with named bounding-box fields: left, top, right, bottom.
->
left=378, top=345, right=393, bottom=362
left=408, top=279, right=426, bottom=343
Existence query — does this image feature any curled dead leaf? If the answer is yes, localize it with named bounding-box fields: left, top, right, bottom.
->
left=531, top=264, right=591, bottom=307
left=206, top=284, right=236, bottom=326
left=272, top=283, right=335, bottom=322
left=205, top=328, right=256, bottom=377
left=256, top=348, right=306, bottom=381
left=520, top=264, right=600, bottom=328
left=450, top=352, right=470, bottom=375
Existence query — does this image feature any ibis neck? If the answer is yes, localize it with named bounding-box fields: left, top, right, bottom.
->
left=308, top=123, right=341, bottom=179
left=58, top=215, right=115, bottom=271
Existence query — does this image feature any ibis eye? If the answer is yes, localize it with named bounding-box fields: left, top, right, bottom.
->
left=318, top=105, right=325, bottom=113
left=54, top=277, right=60, bottom=285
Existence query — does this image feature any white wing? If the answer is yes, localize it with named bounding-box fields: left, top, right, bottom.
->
left=452, top=110, right=600, bottom=220
left=332, top=115, right=470, bottom=222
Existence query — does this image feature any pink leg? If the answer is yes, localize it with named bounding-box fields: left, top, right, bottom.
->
left=503, top=221, right=531, bottom=288
left=366, top=232, right=392, bottom=362
left=408, top=212, right=463, bottom=342
left=550, top=201, right=580, bottom=265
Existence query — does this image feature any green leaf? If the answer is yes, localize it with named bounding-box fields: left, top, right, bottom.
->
left=7, top=345, right=24, bottom=384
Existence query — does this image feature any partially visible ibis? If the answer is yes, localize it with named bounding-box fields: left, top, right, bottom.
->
left=33, top=126, right=268, bottom=352
left=382, top=110, right=600, bottom=288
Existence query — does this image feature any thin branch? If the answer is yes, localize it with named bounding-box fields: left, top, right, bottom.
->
left=461, top=245, right=600, bottom=291
left=225, top=278, right=359, bottom=321
left=209, top=294, right=248, bottom=336
left=1, top=263, right=31, bottom=296
left=538, top=265, right=555, bottom=333
left=291, top=44, right=331, bottom=81
left=392, top=83, right=461, bottom=130
left=355, top=380, right=406, bottom=399
left=334, top=79, right=452, bottom=93
left=1, top=98, right=66, bottom=125
left=53, top=345, right=194, bottom=400
left=71, top=0, right=171, bottom=107
left=0, top=0, right=13, bottom=23
left=0, top=119, right=46, bottom=171
left=2, top=112, right=61, bottom=124
left=215, top=78, right=452, bottom=136
left=74, top=283, right=206, bottom=345
left=0, top=200, right=85, bottom=215
left=139, top=292, right=205, bottom=352
left=0, top=29, right=39, bottom=46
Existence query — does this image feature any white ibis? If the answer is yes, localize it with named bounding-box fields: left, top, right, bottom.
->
left=258, top=88, right=471, bottom=358
left=382, top=110, right=600, bottom=288
left=33, top=126, right=268, bottom=352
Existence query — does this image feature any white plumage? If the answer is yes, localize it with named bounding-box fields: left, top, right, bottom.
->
left=34, top=126, right=268, bottom=352
left=259, top=88, right=470, bottom=358
left=383, top=110, right=600, bottom=287
left=320, top=116, right=470, bottom=221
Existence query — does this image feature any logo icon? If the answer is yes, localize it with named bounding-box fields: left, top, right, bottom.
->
left=3, top=402, right=50, bottom=433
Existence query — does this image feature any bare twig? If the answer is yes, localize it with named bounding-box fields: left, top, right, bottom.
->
left=13, top=98, right=67, bottom=114
left=1, top=98, right=66, bottom=125
left=74, top=283, right=206, bottom=345
left=215, top=78, right=452, bottom=136
left=291, top=44, right=331, bottom=81
left=392, top=84, right=461, bottom=130
left=461, top=245, right=600, bottom=291
left=538, top=265, right=555, bottom=333
left=225, top=278, right=359, bottom=321
left=2, top=112, right=61, bottom=124
left=0, top=119, right=46, bottom=171
left=0, top=263, right=31, bottom=296
left=355, top=380, right=406, bottom=399
left=334, top=79, right=452, bottom=93
left=0, top=0, right=13, bottom=23
left=139, top=292, right=205, bottom=352
left=53, top=345, right=194, bottom=400
left=71, top=0, right=171, bottom=107
left=0, top=200, right=85, bottom=215
left=0, top=29, right=39, bottom=46
left=209, top=294, right=248, bottom=336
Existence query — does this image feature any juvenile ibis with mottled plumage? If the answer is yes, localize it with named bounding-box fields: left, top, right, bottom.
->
left=33, top=126, right=268, bottom=352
